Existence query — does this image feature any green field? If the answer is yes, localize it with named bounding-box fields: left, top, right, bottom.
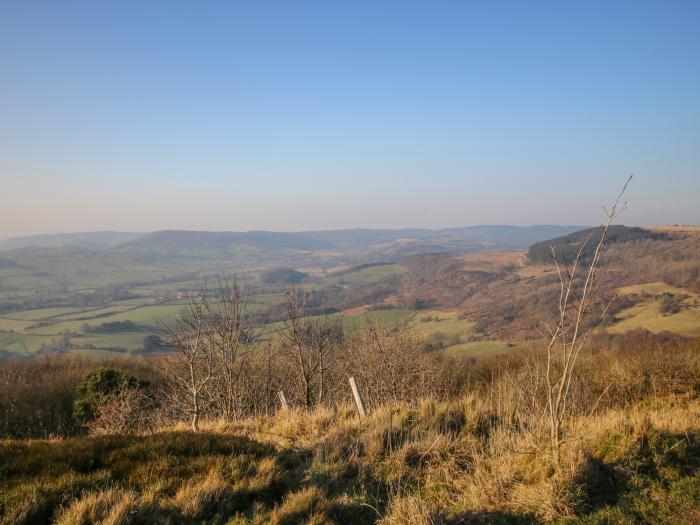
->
left=0, top=255, right=414, bottom=357
left=0, top=318, right=34, bottom=332
left=441, top=340, right=525, bottom=359
left=71, top=331, right=152, bottom=352
left=0, top=249, right=263, bottom=356
left=0, top=307, right=83, bottom=320
left=0, top=332, right=51, bottom=356
left=610, top=281, right=700, bottom=337
left=408, top=309, right=523, bottom=358
left=306, top=263, right=405, bottom=290
left=0, top=302, right=188, bottom=354
left=609, top=300, right=700, bottom=337
left=617, top=281, right=695, bottom=297
left=6, top=245, right=697, bottom=360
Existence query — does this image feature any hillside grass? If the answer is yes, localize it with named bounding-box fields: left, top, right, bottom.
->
left=304, top=264, right=405, bottom=291
left=0, top=333, right=51, bottom=356
left=617, top=281, right=694, bottom=296
left=608, top=300, right=700, bottom=337
left=0, top=318, right=34, bottom=332
left=1, top=397, right=698, bottom=524
left=70, top=332, right=149, bottom=352
left=1, top=332, right=698, bottom=523
left=409, top=310, right=523, bottom=358
left=610, top=281, right=700, bottom=337
left=442, top=339, right=525, bottom=359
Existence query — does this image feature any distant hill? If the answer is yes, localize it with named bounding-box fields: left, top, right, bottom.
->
left=0, top=231, right=142, bottom=252
left=120, top=230, right=334, bottom=254
left=527, top=225, right=666, bottom=264
left=0, top=225, right=587, bottom=259
left=118, top=225, right=586, bottom=256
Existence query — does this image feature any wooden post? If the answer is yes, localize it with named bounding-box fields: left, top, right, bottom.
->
left=278, top=390, right=289, bottom=412
left=348, top=377, right=366, bottom=417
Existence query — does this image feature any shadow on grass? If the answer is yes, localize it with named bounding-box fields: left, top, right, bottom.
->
left=440, top=510, right=537, bottom=524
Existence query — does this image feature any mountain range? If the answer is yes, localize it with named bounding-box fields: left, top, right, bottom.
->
left=0, top=225, right=586, bottom=257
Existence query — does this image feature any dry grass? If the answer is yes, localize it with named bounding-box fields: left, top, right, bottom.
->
left=173, top=470, right=229, bottom=518
left=55, top=489, right=141, bottom=525
left=1, top=342, right=699, bottom=524
left=608, top=298, right=700, bottom=337
left=647, top=225, right=700, bottom=235
left=456, top=251, right=524, bottom=273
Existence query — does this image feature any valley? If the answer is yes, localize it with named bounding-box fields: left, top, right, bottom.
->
left=1, top=225, right=698, bottom=360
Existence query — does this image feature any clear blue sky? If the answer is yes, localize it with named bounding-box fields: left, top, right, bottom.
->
left=1, top=1, right=699, bottom=236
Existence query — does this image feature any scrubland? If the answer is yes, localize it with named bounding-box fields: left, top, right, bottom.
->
left=1, top=334, right=698, bottom=524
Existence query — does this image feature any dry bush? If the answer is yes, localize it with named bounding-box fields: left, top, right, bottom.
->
left=1, top=336, right=698, bottom=524
left=345, top=316, right=433, bottom=409
left=0, top=355, right=160, bottom=439
left=86, top=382, right=156, bottom=436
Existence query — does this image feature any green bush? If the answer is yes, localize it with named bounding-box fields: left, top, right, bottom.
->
left=72, top=368, right=148, bottom=427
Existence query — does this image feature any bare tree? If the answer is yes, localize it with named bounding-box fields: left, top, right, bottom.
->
left=347, top=314, right=428, bottom=408
left=544, top=175, right=632, bottom=465
left=160, top=290, right=221, bottom=432
left=278, top=288, right=344, bottom=408
left=204, top=278, right=256, bottom=421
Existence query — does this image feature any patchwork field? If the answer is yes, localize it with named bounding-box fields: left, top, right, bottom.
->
left=0, top=259, right=413, bottom=357
left=2, top=241, right=700, bottom=360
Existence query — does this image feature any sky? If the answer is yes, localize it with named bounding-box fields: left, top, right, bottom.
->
left=1, top=1, right=699, bottom=237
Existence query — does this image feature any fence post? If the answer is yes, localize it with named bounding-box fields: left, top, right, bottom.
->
left=348, top=377, right=366, bottom=417
left=278, top=390, right=289, bottom=412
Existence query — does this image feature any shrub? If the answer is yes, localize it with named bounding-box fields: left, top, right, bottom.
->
left=73, top=368, right=149, bottom=427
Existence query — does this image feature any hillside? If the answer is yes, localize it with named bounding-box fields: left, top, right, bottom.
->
left=119, top=230, right=334, bottom=254
left=1, top=337, right=698, bottom=524
left=1, top=226, right=699, bottom=524
left=0, top=232, right=142, bottom=252
left=527, top=225, right=666, bottom=264
left=1, top=223, right=699, bottom=360
left=119, top=225, right=589, bottom=256
left=385, top=227, right=700, bottom=346
left=0, top=225, right=585, bottom=257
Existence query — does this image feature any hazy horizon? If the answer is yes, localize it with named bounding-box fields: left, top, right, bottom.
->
left=3, top=2, right=699, bottom=237
left=0, top=223, right=601, bottom=241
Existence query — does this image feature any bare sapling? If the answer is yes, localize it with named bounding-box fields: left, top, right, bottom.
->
left=279, top=288, right=344, bottom=408
left=204, top=277, right=256, bottom=421
left=544, top=175, right=632, bottom=466
left=160, top=289, right=222, bottom=432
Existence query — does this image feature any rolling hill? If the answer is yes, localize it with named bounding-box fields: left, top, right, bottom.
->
left=1, top=225, right=587, bottom=257
left=527, top=225, right=666, bottom=264
left=0, top=231, right=142, bottom=252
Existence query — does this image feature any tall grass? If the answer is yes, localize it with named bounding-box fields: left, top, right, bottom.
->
left=1, top=337, right=699, bottom=524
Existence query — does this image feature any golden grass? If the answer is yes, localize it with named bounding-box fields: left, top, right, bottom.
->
left=3, top=394, right=699, bottom=524
left=173, top=470, right=229, bottom=518
left=647, top=225, right=700, bottom=233
left=456, top=251, right=524, bottom=272
left=608, top=299, right=700, bottom=337
left=0, top=318, right=34, bottom=332
left=55, top=489, right=141, bottom=525
left=607, top=281, right=700, bottom=337
left=268, top=487, right=332, bottom=525
left=2, top=343, right=699, bottom=524
left=618, top=281, right=698, bottom=297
